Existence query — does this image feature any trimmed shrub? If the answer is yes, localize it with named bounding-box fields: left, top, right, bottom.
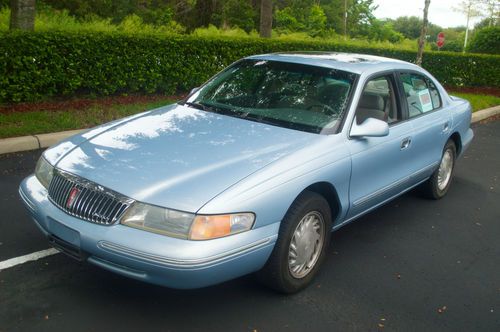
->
left=0, top=31, right=499, bottom=103
left=468, top=27, right=500, bottom=55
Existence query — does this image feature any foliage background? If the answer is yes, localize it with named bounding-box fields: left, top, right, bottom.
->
left=468, top=26, right=500, bottom=54
left=1, top=0, right=498, bottom=52
left=1, top=0, right=499, bottom=103
left=1, top=31, right=498, bottom=103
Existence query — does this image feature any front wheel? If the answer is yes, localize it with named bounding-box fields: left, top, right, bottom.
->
left=421, top=140, right=457, bottom=199
left=257, top=191, right=332, bottom=293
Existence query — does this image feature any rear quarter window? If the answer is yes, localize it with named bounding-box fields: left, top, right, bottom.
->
left=400, top=73, right=441, bottom=118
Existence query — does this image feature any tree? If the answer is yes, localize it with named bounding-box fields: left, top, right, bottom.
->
left=275, top=7, right=304, bottom=32
left=346, top=0, right=377, bottom=38
left=320, top=0, right=344, bottom=34
left=9, top=0, right=36, bottom=30
left=306, top=4, right=327, bottom=37
left=369, top=19, right=404, bottom=43
left=214, top=0, right=256, bottom=32
left=416, top=0, right=431, bottom=66
left=274, top=3, right=327, bottom=37
left=392, top=16, right=423, bottom=39
left=468, top=26, right=500, bottom=53
left=454, top=0, right=483, bottom=51
left=182, top=0, right=219, bottom=30
left=277, top=0, right=377, bottom=39
left=391, top=16, right=442, bottom=42
left=260, top=0, right=272, bottom=37
left=480, top=0, right=499, bottom=26
left=475, top=17, right=499, bottom=29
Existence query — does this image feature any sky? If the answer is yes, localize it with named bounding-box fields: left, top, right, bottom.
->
left=373, top=0, right=482, bottom=28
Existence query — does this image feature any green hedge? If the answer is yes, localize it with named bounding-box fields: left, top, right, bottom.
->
left=468, top=27, right=500, bottom=55
left=1, top=31, right=499, bottom=103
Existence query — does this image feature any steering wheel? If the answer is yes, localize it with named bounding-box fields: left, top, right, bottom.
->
left=306, top=103, right=337, bottom=115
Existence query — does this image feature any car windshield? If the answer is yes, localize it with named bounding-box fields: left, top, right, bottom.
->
left=185, top=59, right=358, bottom=134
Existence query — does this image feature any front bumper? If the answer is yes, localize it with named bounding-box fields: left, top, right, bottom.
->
left=19, top=175, right=278, bottom=289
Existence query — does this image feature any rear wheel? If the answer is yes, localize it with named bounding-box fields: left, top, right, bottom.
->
left=258, top=191, right=332, bottom=293
left=421, top=140, right=456, bottom=199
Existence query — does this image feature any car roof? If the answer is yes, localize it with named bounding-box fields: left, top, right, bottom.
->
left=246, top=52, right=421, bottom=75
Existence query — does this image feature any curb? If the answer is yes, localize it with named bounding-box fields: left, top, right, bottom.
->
left=1, top=105, right=499, bottom=156
left=0, top=129, right=83, bottom=155
left=471, top=105, right=500, bottom=123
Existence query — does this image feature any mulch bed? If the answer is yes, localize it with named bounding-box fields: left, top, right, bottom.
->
left=0, top=86, right=497, bottom=115
left=445, top=86, right=500, bottom=97
left=0, top=94, right=185, bottom=114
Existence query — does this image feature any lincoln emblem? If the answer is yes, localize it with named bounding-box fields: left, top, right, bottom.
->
left=66, top=187, right=80, bottom=209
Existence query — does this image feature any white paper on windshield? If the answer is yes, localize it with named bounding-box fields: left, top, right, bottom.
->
left=418, top=89, right=433, bottom=113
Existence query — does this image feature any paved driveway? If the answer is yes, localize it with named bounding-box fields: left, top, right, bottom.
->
left=0, top=120, right=499, bottom=331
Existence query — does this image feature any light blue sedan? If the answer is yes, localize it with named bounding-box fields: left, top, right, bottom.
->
left=19, top=53, right=473, bottom=293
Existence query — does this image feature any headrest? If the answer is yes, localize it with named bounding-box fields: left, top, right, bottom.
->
left=358, top=93, right=384, bottom=111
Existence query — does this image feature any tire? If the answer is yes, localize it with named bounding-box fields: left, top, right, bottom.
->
left=421, top=140, right=457, bottom=200
left=257, top=191, right=332, bottom=294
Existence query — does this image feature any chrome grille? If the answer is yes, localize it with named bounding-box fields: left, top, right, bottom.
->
left=48, top=170, right=133, bottom=225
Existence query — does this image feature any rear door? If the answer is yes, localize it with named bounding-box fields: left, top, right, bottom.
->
left=397, top=72, right=452, bottom=185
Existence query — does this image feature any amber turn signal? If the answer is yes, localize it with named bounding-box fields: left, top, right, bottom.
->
left=189, top=213, right=255, bottom=240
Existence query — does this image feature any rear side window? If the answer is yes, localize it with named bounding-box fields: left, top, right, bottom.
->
left=400, top=73, right=441, bottom=118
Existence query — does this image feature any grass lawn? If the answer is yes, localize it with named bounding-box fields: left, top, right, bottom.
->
left=0, top=97, right=175, bottom=139
left=449, top=92, right=500, bottom=112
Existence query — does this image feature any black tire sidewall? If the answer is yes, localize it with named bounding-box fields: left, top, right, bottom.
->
left=266, top=191, right=332, bottom=293
left=431, top=140, right=457, bottom=199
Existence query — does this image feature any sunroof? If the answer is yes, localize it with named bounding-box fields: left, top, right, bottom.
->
left=275, top=52, right=377, bottom=63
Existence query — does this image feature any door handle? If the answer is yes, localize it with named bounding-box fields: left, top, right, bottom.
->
left=442, top=121, right=450, bottom=133
left=401, top=137, right=411, bottom=150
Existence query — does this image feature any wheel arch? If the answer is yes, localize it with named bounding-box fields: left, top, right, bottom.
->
left=300, top=182, right=341, bottom=224
left=449, top=132, right=462, bottom=155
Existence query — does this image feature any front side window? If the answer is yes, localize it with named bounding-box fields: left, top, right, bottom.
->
left=400, top=72, right=441, bottom=118
left=355, top=75, right=401, bottom=125
left=186, top=59, right=358, bottom=134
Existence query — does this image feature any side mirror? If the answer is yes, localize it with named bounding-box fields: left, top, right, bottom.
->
left=190, top=87, right=200, bottom=95
left=350, top=117, right=389, bottom=138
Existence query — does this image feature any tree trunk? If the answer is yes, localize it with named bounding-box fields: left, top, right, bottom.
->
left=416, top=0, right=431, bottom=67
left=259, top=0, right=272, bottom=38
left=9, top=0, right=36, bottom=31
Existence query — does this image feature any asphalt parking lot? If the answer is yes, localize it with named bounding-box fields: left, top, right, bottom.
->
left=1, top=120, right=499, bottom=332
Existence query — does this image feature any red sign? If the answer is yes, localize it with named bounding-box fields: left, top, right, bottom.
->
left=436, top=32, right=445, bottom=48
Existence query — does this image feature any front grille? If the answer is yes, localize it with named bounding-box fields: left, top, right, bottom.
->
left=48, top=170, right=133, bottom=225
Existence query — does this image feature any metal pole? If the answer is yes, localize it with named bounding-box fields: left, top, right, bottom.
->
left=344, top=0, right=347, bottom=40
left=463, top=2, right=471, bottom=52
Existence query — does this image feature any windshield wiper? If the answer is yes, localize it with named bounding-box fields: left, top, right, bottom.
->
left=182, top=101, right=222, bottom=113
left=181, top=101, right=204, bottom=110
left=182, top=100, right=250, bottom=120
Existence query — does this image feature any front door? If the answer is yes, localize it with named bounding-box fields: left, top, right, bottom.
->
left=346, top=74, right=415, bottom=219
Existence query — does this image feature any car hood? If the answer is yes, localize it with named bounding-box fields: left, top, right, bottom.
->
left=51, top=104, right=320, bottom=212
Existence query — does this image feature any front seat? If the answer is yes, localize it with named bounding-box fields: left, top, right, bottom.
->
left=355, top=93, right=386, bottom=125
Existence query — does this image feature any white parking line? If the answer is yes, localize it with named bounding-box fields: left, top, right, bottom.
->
left=0, top=248, right=60, bottom=271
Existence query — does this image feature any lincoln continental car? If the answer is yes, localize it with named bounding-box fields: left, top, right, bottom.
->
left=19, top=53, right=473, bottom=293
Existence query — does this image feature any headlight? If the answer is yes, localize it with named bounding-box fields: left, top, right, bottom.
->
left=35, top=156, right=54, bottom=189
left=121, top=202, right=195, bottom=239
left=121, top=202, right=255, bottom=240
